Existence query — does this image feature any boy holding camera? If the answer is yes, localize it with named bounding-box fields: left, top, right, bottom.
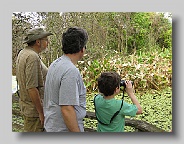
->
left=94, top=71, right=142, bottom=132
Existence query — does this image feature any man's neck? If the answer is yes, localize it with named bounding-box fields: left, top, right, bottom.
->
left=29, top=45, right=40, bottom=54
left=65, top=53, right=79, bottom=65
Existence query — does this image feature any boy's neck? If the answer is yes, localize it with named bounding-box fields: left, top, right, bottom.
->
left=103, top=95, right=115, bottom=100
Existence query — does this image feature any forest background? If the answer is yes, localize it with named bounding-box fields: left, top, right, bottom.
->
left=12, top=12, right=172, bottom=132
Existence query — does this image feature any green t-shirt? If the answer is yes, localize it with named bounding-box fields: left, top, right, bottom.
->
left=94, top=94, right=138, bottom=132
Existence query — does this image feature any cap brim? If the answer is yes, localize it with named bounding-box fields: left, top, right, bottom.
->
left=23, top=32, right=53, bottom=44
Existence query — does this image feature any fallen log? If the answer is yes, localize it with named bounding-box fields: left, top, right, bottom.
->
left=85, top=111, right=166, bottom=132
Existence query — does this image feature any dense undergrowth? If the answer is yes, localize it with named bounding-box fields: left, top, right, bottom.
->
left=78, top=47, right=172, bottom=93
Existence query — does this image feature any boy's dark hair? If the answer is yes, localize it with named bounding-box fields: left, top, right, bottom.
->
left=97, top=72, right=121, bottom=96
left=62, top=26, right=88, bottom=54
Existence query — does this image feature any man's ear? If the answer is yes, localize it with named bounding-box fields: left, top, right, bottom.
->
left=80, top=47, right=85, bottom=53
left=36, top=39, right=40, bottom=45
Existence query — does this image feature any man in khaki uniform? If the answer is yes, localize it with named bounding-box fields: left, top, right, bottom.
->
left=16, top=27, right=53, bottom=132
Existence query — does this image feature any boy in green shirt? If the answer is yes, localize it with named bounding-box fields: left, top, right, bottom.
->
left=94, top=72, right=142, bottom=132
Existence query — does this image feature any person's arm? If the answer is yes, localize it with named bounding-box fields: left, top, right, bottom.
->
left=125, top=81, right=142, bottom=114
left=61, top=105, right=81, bottom=132
left=28, top=87, right=44, bottom=125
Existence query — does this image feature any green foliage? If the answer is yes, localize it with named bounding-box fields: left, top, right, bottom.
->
left=132, top=88, right=172, bottom=131
left=127, top=12, right=151, bottom=52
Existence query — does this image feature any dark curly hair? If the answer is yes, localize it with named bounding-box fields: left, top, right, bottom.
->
left=97, top=72, right=121, bottom=96
left=62, top=26, right=88, bottom=54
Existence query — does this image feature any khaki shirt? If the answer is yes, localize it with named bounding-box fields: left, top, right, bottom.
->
left=16, top=46, right=48, bottom=117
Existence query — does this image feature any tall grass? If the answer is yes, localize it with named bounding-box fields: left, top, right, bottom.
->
left=78, top=47, right=172, bottom=93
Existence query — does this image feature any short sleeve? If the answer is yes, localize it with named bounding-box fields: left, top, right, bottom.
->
left=121, top=101, right=138, bottom=117
left=59, top=68, right=79, bottom=105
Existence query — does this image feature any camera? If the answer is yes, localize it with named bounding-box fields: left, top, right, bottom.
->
left=120, top=80, right=134, bottom=88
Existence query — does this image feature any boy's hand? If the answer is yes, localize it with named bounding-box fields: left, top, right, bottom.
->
left=125, top=80, right=134, bottom=95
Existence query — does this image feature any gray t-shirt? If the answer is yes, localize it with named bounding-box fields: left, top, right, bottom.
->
left=43, top=55, right=86, bottom=132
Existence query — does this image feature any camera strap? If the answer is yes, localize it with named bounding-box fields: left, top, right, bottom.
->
left=122, top=87, right=125, bottom=100
left=93, top=94, right=123, bottom=126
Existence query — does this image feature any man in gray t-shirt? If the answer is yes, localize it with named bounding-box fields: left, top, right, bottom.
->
left=43, top=27, right=88, bottom=132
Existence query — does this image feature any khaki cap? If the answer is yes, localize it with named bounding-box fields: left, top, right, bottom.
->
left=23, top=27, right=53, bottom=44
